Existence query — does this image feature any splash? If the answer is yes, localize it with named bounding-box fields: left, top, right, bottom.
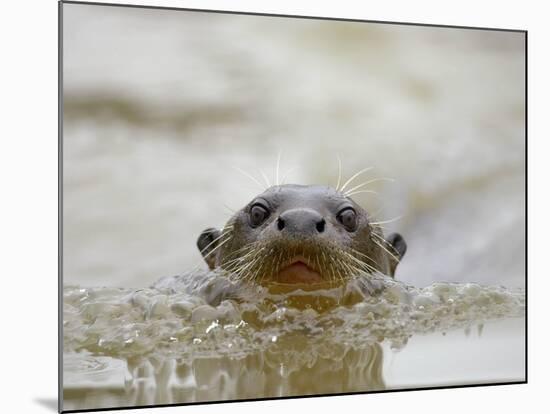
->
left=63, top=271, right=524, bottom=409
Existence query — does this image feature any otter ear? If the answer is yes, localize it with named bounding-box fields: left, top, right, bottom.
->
left=197, top=228, right=221, bottom=269
left=386, top=233, right=407, bottom=277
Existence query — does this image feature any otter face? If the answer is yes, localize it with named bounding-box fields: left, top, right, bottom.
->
left=197, top=185, right=406, bottom=285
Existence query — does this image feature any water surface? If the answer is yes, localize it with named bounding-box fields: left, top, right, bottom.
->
left=63, top=271, right=525, bottom=410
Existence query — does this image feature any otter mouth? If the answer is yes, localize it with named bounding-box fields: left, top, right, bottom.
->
left=275, top=256, right=324, bottom=284
left=220, top=239, right=373, bottom=287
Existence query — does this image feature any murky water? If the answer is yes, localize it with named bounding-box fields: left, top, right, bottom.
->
left=63, top=271, right=525, bottom=410
left=61, top=3, right=525, bottom=411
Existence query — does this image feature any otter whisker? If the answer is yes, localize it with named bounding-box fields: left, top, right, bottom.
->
left=335, top=258, right=352, bottom=283
left=342, top=255, right=367, bottom=276
left=199, top=231, right=233, bottom=256
left=341, top=255, right=365, bottom=276
left=332, top=256, right=344, bottom=281
left=345, top=250, right=379, bottom=274
left=315, top=254, right=322, bottom=278
left=258, top=169, right=271, bottom=188
left=370, top=215, right=403, bottom=226
left=343, top=262, right=368, bottom=280
left=202, top=233, right=232, bottom=256
left=226, top=261, right=248, bottom=282
left=233, top=241, right=259, bottom=255
left=275, top=150, right=282, bottom=186
left=246, top=253, right=268, bottom=283
left=201, top=236, right=233, bottom=261
left=370, top=224, right=389, bottom=232
left=249, top=248, right=267, bottom=284
left=258, top=248, right=275, bottom=284
left=222, top=262, right=242, bottom=275
left=321, top=250, right=329, bottom=276
left=232, top=166, right=266, bottom=190
left=370, top=232, right=401, bottom=257
left=275, top=250, right=284, bottom=276
left=223, top=244, right=262, bottom=270
left=366, top=209, right=385, bottom=223
left=253, top=249, right=274, bottom=283
left=222, top=253, right=253, bottom=272
left=223, top=248, right=256, bottom=268
left=371, top=238, right=400, bottom=263
left=223, top=204, right=237, bottom=214
left=369, top=231, right=387, bottom=241
left=335, top=155, right=343, bottom=191
left=345, top=190, right=379, bottom=198
left=328, top=258, right=339, bottom=284
left=235, top=248, right=266, bottom=281
left=280, top=167, right=296, bottom=185
left=348, top=247, right=379, bottom=267
left=344, top=177, right=395, bottom=196
left=225, top=240, right=261, bottom=258
left=339, top=167, right=374, bottom=193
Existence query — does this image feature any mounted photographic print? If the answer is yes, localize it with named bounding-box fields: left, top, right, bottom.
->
left=60, top=1, right=527, bottom=412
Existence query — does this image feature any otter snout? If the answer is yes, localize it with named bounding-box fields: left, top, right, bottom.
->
left=276, top=208, right=326, bottom=236
left=197, top=184, right=407, bottom=281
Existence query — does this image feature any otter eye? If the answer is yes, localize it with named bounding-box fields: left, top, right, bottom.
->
left=249, top=204, right=270, bottom=227
left=337, top=208, right=357, bottom=231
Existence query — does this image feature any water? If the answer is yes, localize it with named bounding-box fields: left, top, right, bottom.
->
left=61, top=3, right=526, bottom=410
left=63, top=272, right=525, bottom=410
left=62, top=4, right=525, bottom=289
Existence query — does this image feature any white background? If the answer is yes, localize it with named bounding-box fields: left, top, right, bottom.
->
left=0, top=0, right=544, bottom=413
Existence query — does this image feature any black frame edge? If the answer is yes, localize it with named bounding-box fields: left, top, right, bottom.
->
left=58, top=1, right=64, bottom=413
left=61, top=381, right=528, bottom=413
left=523, top=30, right=529, bottom=383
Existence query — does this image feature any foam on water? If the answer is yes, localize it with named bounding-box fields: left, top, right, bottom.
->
left=63, top=271, right=524, bottom=409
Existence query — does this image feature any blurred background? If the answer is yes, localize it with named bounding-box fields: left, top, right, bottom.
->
left=62, top=4, right=525, bottom=288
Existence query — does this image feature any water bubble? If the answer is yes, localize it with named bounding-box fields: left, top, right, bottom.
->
left=205, top=321, right=220, bottom=334
left=171, top=300, right=194, bottom=316
left=191, top=305, right=219, bottom=323
left=63, top=274, right=524, bottom=370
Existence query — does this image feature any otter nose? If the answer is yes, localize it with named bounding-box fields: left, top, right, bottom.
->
left=276, top=208, right=326, bottom=236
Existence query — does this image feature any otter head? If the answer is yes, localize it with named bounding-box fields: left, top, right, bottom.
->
left=197, top=184, right=406, bottom=285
